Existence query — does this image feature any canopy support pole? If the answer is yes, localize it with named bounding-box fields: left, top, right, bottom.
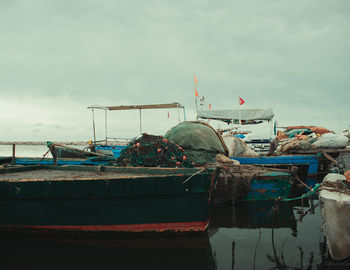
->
left=139, top=109, right=142, bottom=135
left=92, top=108, right=96, bottom=144
left=105, top=109, right=108, bottom=144
left=239, top=109, right=242, bottom=133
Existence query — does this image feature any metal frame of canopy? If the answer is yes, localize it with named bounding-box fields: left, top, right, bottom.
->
left=197, top=108, right=275, bottom=132
left=87, top=103, right=186, bottom=144
left=197, top=108, right=274, bottom=123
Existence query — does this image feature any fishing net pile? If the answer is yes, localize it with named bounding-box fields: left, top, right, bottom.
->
left=215, top=157, right=270, bottom=201
left=116, top=134, right=194, bottom=167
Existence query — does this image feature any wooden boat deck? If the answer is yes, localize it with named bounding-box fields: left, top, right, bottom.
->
left=0, top=165, right=209, bottom=182
left=0, top=170, right=156, bottom=181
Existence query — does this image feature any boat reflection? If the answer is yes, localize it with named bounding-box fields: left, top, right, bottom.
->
left=0, top=235, right=216, bottom=270
left=210, top=200, right=297, bottom=234
left=209, top=199, right=319, bottom=269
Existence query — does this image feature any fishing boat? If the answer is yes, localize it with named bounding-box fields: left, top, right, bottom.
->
left=319, top=173, right=350, bottom=261
left=197, top=107, right=276, bottom=154
left=0, top=164, right=217, bottom=234
left=8, top=156, right=115, bottom=166
left=46, top=141, right=108, bottom=159
left=197, top=108, right=321, bottom=179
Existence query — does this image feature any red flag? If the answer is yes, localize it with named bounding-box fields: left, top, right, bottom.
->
left=209, top=104, right=211, bottom=110
left=239, top=97, right=245, bottom=105
left=195, top=86, right=199, bottom=97
left=167, top=112, right=170, bottom=118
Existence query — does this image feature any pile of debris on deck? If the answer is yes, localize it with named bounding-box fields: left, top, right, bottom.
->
left=270, top=125, right=349, bottom=155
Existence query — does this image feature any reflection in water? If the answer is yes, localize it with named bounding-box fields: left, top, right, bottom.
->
left=0, top=235, right=215, bottom=270
left=209, top=199, right=331, bottom=270
left=1, top=198, right=350, bottom=269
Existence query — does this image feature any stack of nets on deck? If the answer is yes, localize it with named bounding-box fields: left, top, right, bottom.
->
left=116, top=134, right=194, bottom=167
left=215, top=156, right=270, bottom=201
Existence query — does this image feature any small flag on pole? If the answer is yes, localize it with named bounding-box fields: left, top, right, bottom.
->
left=195, top=86, right=199, bottom=97
left=193, top=74, right=198, bottom=84
left=239, top=97, right=245, bottom=105
left=193, top=74, right=199, bottom=97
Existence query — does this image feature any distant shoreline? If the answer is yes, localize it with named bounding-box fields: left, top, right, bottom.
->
left=0, top=141, right=88, bottom=146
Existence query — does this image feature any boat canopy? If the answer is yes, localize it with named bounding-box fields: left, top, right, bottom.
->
left=197, top=108, right=274, bottom=122
left=88, top=102, right=184, bottom=111
left=87, top=102, right=186, bottom=143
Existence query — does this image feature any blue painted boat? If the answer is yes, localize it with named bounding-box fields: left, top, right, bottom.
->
left=214, top=165, right=294, bottom=203
left=238, top=171, right=293, bottom=201
left=231, top=154, right=321, bottom=177
left=94, top=144, right=127, bottom=158
left=11, top=156, right=115, bottom=166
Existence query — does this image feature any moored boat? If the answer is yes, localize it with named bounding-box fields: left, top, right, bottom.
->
left=47, top=141, right=108, bottom=159
left=0, top=164, right=218, bottom=234
left=197, top=107, right=276, bottom=154
left=9, top=156, right=115, bottom=166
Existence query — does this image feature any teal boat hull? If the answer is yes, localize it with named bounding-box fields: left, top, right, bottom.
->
left=214, top=170, right=293, bottom=203
left=0, top=165, right=216, bottom=233
left=231, top=155, right=320, bottom=176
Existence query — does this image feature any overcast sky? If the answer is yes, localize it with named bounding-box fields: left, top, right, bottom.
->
left=0, top=0, right=349, bottom=141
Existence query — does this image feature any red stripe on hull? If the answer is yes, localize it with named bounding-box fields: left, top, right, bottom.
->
left=1, top=221, right=209, bottom=233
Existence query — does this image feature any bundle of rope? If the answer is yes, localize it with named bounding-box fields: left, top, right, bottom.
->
left=321, top=179, right=350, bottom=195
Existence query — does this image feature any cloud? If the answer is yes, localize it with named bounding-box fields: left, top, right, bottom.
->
left=0, top=0, right=349, bottom=140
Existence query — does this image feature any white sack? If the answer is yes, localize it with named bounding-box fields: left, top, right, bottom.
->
left=312, top=133, right=348, bottom=149
left=222, top=135, right=259, bottom=157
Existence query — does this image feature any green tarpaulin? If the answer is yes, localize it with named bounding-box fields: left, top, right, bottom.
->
left=164, top=121, right=228, bottom=164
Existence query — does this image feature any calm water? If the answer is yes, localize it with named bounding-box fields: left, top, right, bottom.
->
left=0, top=200, right=337, bottom=270
left=0, top=145, right=347, bottom=269
left=0, top=144, right=86, bottom=158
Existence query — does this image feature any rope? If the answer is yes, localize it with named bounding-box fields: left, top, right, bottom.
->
left=39, top=149, right=50, bottom=163
left=217, top=163, right=322, bottom=202
left=281, top=183, right=321, bottom=202
left=182, top=167, right=206, bottom=184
